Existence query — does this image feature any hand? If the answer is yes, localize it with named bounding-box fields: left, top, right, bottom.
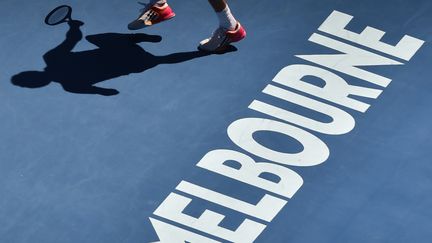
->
left=69, top=20, right=84, bottom=27
left=98, top=88, right=119, bottom=96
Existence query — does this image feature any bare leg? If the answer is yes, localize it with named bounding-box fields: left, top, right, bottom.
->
left=208, top=0, right=227, bottom=12
left=207, top=0, right=237, bottom=30
left=198, top=0, right=245, bottom=52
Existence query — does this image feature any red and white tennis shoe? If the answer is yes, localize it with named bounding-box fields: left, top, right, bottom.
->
left=128, top=3, right=175, bottom=30
left=198, top=22, right=247, bottom=52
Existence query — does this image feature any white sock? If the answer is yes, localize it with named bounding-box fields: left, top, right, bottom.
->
left=217, top=6, right=237, bottom=30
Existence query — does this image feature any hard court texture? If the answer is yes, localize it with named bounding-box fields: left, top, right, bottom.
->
left=0, top=0, right=431, bottom=242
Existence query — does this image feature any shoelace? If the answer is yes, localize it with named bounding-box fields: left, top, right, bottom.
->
left=138, top=2, right=159, bottom=22
left=138, top=2, right=160, bottom=20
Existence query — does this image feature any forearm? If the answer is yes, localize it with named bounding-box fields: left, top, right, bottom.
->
left=63, top=85, right=119, bottom=96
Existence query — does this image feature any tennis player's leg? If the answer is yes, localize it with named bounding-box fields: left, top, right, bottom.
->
left=128, top=0, right=175, bottom=30
left=198, top=0, right=246, bottom=52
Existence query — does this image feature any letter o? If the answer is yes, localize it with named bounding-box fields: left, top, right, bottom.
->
left=227, top=118, right=329, bottom=167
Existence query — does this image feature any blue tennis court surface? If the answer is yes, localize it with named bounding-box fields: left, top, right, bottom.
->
left=1, top=0, right=431, bottom=242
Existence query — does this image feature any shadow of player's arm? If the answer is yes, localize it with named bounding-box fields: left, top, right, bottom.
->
left=61, top=84, right=119, bottom=96
left=157, top=51, right=210, bottom=64
left=43, top=20, right=84, bottom=63
left=86, top=33, right=161, bottom=48
left=156, top=46, right=237, bottom=65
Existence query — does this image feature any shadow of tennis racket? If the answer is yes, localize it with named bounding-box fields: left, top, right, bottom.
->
left=45, top=5, right=73, bottom=26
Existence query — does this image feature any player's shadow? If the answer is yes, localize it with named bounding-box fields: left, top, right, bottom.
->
left=11, top=20, right=236, bottom=96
